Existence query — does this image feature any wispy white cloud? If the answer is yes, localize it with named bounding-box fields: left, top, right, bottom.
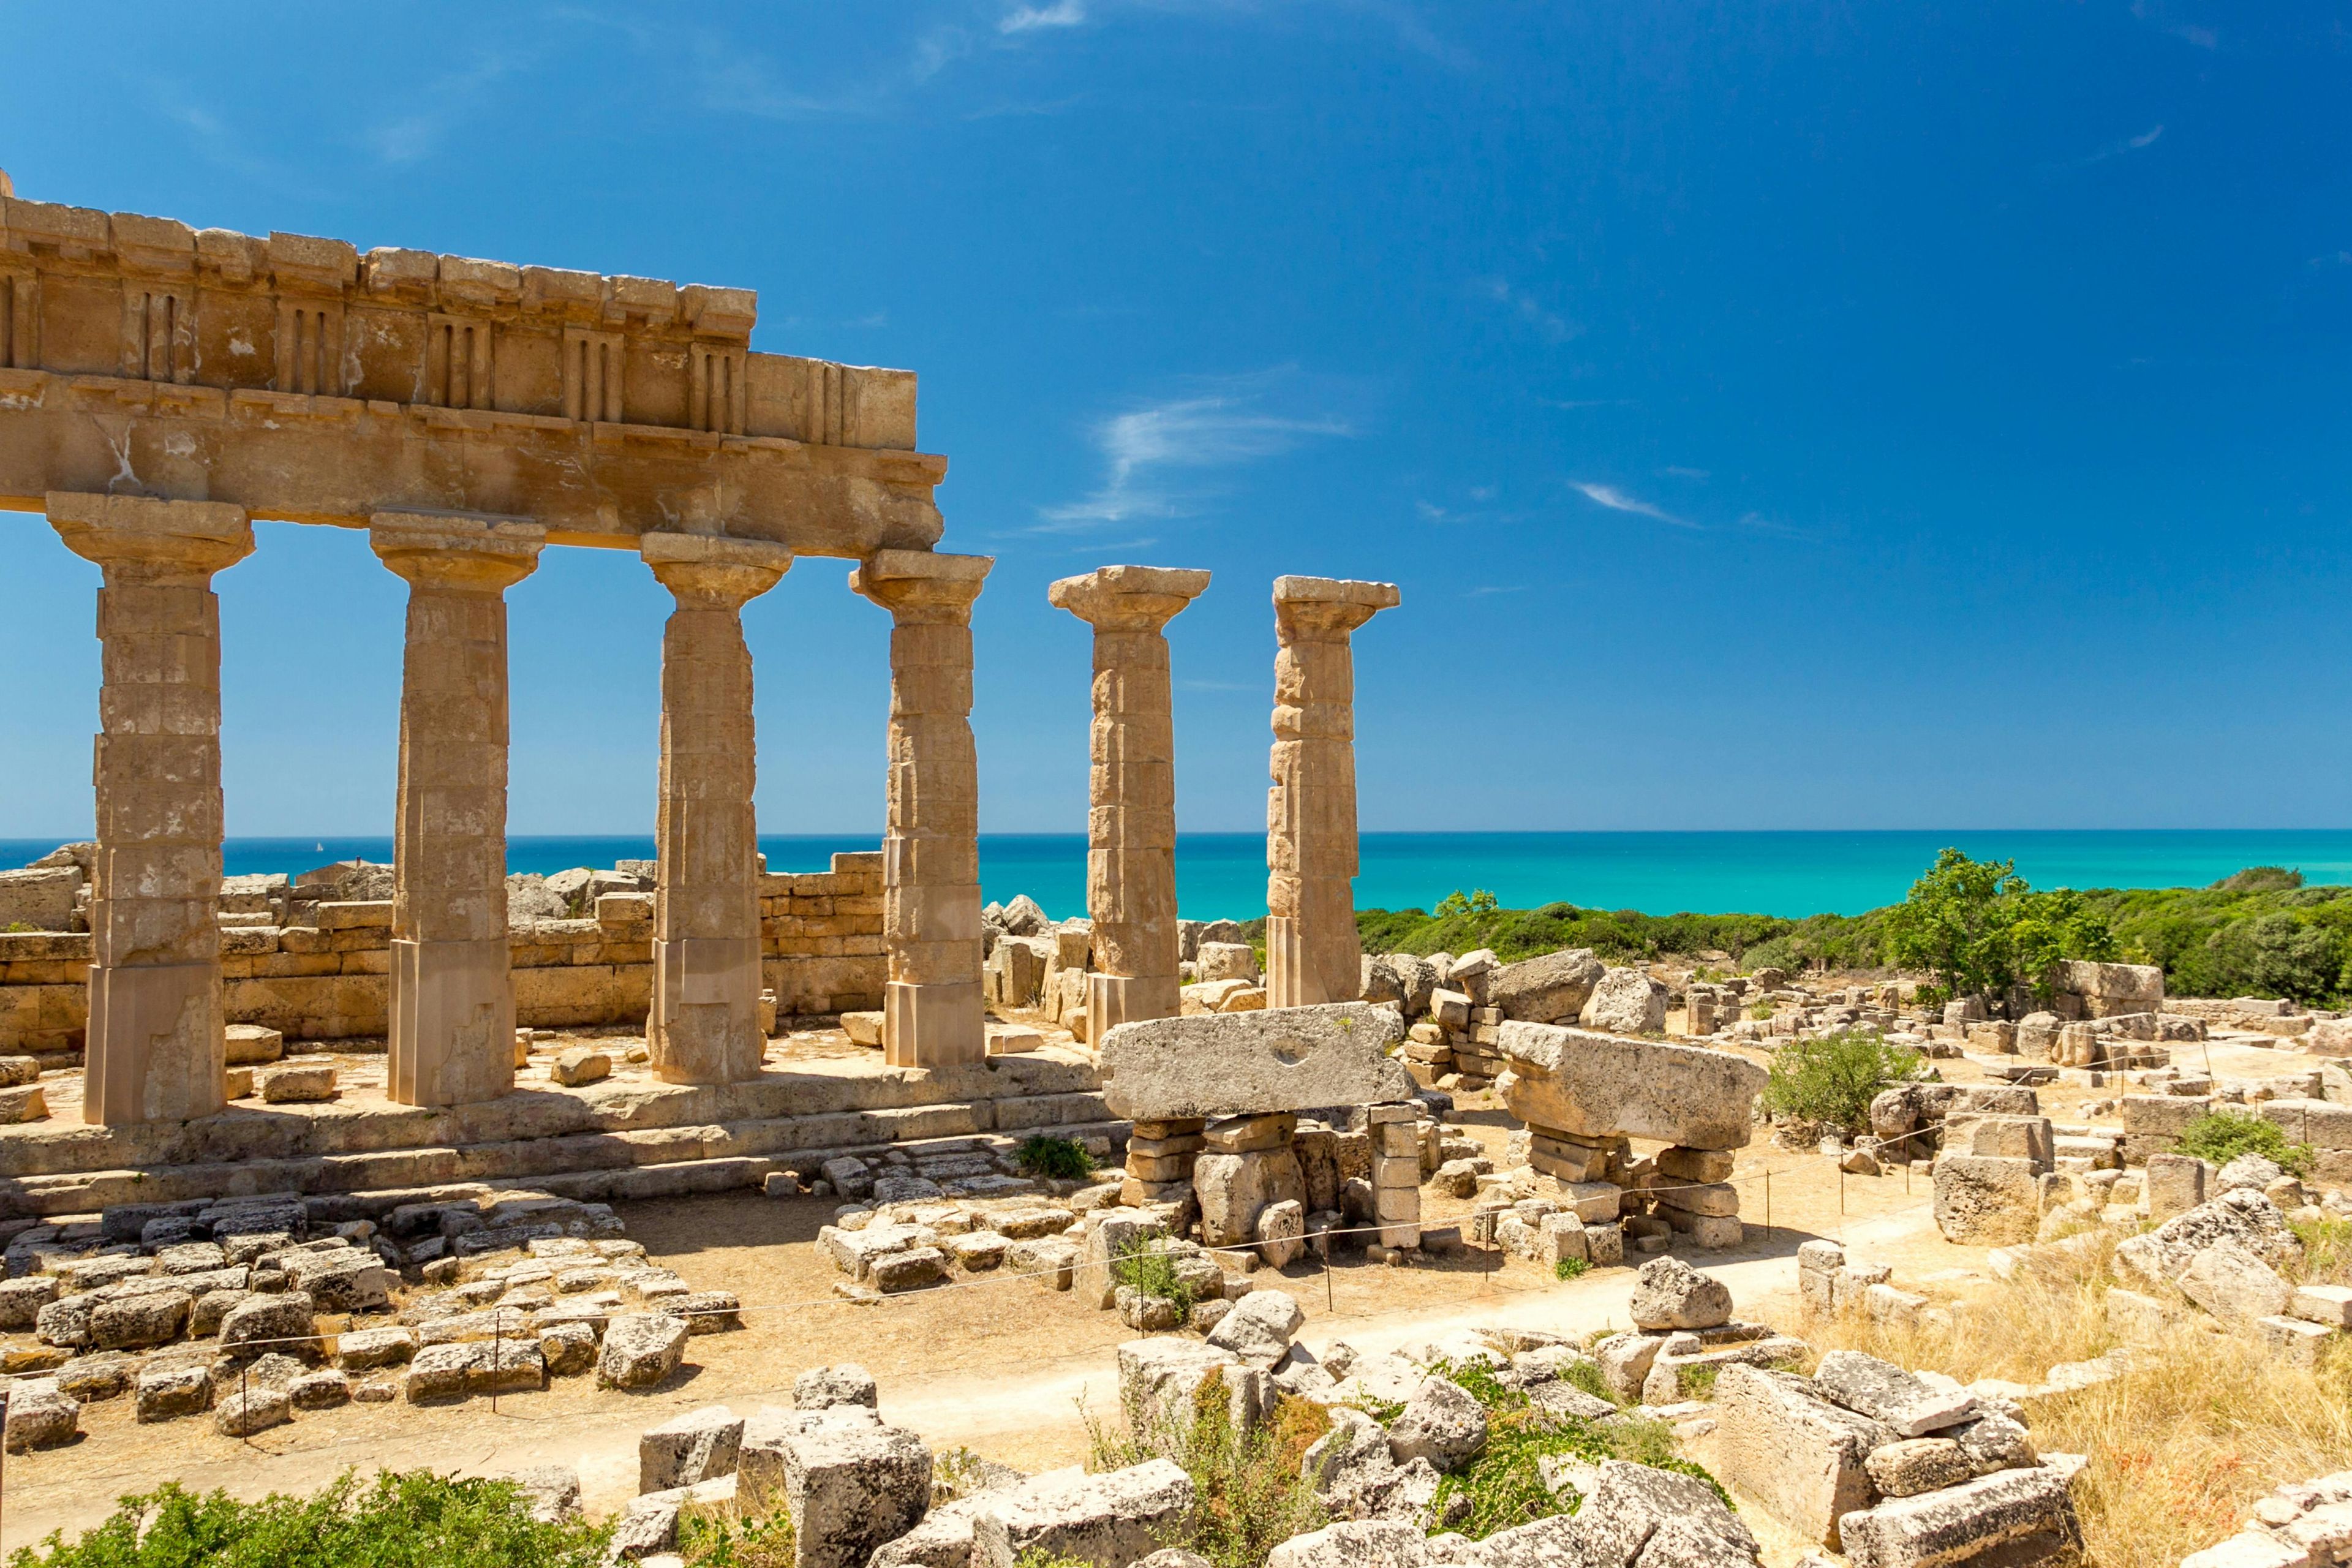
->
left=1038, top=375, right=1355, bottom=530
left=2046, top=124, right=2164, bottom=176
left=1572, top=482, right=1695, bottom=529
left=1001, top=0, right=1087, bottom=32
left=1464, top=584, right=1528, bottom=597
left=367, top=54, right=527, bottom=164
left=1477, top=276, right=1576, bottom=344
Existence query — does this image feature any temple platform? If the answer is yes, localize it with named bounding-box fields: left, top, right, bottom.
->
left=0, top=1025, right=1117, bottom=1219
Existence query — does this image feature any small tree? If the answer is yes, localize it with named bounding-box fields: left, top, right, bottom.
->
left=1881, top=848, right=2116, bottom=1002
left=1762, top=1030, right=1928, bottom=1139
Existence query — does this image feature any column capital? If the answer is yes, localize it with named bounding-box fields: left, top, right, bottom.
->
left=851, top=549, right=991, bottom=624
left=642, top=531, right=793, bottom=609
left=1048, top=564, right=1212, bottom=633
left=47, top=492, right=253, bottom=579
left=369, top=511, right=546, bottom=594
left=1272, top=575, right=1400, bottom=639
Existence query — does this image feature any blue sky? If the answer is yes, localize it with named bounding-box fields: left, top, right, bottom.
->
left=4, top=1, right=2351, bottom=839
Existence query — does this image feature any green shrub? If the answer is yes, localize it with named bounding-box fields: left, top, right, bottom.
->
left=1013, top=1553, right=1096, bottom=1568
left=1109, top=1239, right=1195, bottom=1317
left=1556, top=1358, right=1616, bottom=1406
left=2214, top=866, right=2304, bottom=893
left=679, top=1503, right=794, bottom=1568
left=1087, top=1377, right=1328, bottom=1568
left=1762, top=1030, right=1927, bottom=1139
left=6, top=1472, right=611, bottom=1568
left=1553, top=1257, right=1589, bottom=1281
left=2176, top=1110, right=2313, bottom=1176
left=1014, top=1134, right=1096, bottom=1180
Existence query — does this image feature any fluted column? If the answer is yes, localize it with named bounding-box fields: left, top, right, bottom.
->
left=850, top=549, right=992, bottom=1068
left=1266, top=575, right=1400, bottom=1009
left=642, top=532, right=793, bottom=1084
left=1047, top=565, right=1212, bottom=1041
left=48, top=492, right=254, bottom=1125
left=369, top=513, right=545, bottom=1107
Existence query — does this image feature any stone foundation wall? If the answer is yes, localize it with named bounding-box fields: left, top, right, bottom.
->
left=0, top=853, right=886, bottom=1057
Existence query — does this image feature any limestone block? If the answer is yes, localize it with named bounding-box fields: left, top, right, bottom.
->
left=539, top=1321, right=598, bottom=1376
left=1866, top=1439, right=1971, bottom=1499
left=1628, top=1257, right=1733, bottom=1330
left=1388, top=1374, right=1487, bottom=1471
left=2177, top=1240, right=2293, bottom=1324
left=1496, top=1023, right=1766, bottom=1149
left=259, top=1064, right=338, bottom=1103
left=1577, top=1458, right=1761, bottom=1568
left=1205, top=1289, right=1304, bottom=1368
left=0, top=1085, right=48, bottom=1123
left=405, top=1339, right=546, bottom=1400
left=219, top=1292, right=318, bottom=1359
left=642, top=1403, right=746, bottom=1493
left=2113, top=1190, right=2301, bottom=1291
left=1579, top=968, right=1668, bottom=1035
left=216, top=1386, right=292, bottom=1437
left=1711, top=1364, right=1888, bottom=1548
left=90, top=1289, right=192, bottom=1350
left=1196, top=1149, right=1306, bottom=1250
left=224, top=1023, right=285, bottom=1064
left=136, top=1362, right=214, bottom=1422
left=1098, top=1002, right=1411, bottom=1121
left=1931, top=1156, right=2040, bottom=1246
left=1835, top=1465, right=2077, bottom=1568
left=1812, top=1351, right=1978, bottom=1437
left=1267, top=1521, right=1427, bottom=1568
left=2, top=1379, right=80, bottom=1451
left=2143, top=1153, right=2206, bottom=1219
left=598, top=1311, right=690, bottom=1389
left=1199, top=943, right=1261, bottom=985
left=843, top=1011, right=884, bottom=1047
left=971, top=1458, right=1197, bottom=1568
left=760, top=1413, right=932, bottom=1568
left=551, top=1046, right=611, bottom=1087
left=335, top=1325, right=419, bottom=1370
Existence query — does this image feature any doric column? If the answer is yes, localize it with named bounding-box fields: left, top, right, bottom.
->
left=47, top=492, right=253, bottom=1126
left=641, top=532, right=793, bottom=1084
left=850, top=549, right=992, bottom=1068
left=1047, top=565, right=1212, bottom=1040
left=369, top=512, right=545, bottom=1107
left=1265, top=575, right=1400, bottom=1009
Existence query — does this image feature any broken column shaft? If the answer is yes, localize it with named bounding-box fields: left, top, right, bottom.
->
left=1265, top=576, right=1399, bottom=1009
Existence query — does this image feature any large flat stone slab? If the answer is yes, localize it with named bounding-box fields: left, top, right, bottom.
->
left=1495, top=1022, right=1766, bottom=1150
left=1098, top=1003, right=1412, bottom=1121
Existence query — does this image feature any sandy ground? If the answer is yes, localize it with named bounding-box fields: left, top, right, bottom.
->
left=2, top=1022, right=2309, bottom=1553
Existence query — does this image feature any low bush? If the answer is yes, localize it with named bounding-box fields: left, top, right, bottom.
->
left=1423, top=1359, right=1728, bottom=1539
left=7, top=1472, right=611, bottom=1568
left=1553, top=1257, right=1589, bottom=1281
left=1014, top=1134, right=1096, bottom=1180
left=1087, top=1373, right=1329, bottom=1568
left=2174, top=1110, right=2313, bottom=1177
left=1761, top=1030, right=1926, bottom=1139
left=1108, top=1239, right=1196, bottom=1317
left=678, top=1502, right=794, bottom=1568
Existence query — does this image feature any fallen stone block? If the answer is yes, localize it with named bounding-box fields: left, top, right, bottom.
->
left=1267, top=1520, right=1429, bottom=1568
left=2178, top=1240, right=2293, bottom=1324
left=599, top=1312, right=690, bottom=1390
left=1711, top=1364, right=1887, bottom=1548
left=1488, top=948, right=1605, bottom=1024
left=1814, top=1351, right=1978, bottom=1438
left=1388, top=1375, right=1487, bottom=1472
left=641, top=1403, right=745, bottom=1493
left=1628, top=1256, right=1732, bottom=1330
left=772, top=1414, right=933, bottom=1568
left=1495, top=1023, right=1766, bottom=1150
left=2, top=1379, right=80, bottom=1451
left=1836, top=1464, right=2078, bottom=1568
left=258, top=1065, right=338, bottom=1104
left=971, top=1459, right=1197, bottom=1568
left=1205, top=1289, right=1304, bottom=1368
left=1098, top=1004, right=1412, bottom=1121
left=1932, top=1156, right=2040, bottom=1246
left=135, top=1362, right=214, bottom=1423
left=215, top=1386, right=292, bottom=1437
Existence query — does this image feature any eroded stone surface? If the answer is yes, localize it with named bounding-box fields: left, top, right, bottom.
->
left=1098, top=1003, right=1411, bottom=1121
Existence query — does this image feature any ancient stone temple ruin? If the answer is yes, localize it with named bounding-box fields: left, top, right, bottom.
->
left=0, top=181, right=1432, bottom=1231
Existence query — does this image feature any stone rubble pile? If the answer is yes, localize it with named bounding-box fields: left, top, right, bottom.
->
left=1713, top=1347, right=2079, bottom=1568
left=0, top=1185, right=747, bottom=1452
left=2180, top=1471, right=2352, bottom=1568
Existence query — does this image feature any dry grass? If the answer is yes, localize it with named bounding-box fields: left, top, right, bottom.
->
left=1768, top=1235, right=2352, bottom=1568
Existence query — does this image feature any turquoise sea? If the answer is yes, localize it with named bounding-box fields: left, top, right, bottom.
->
left=7, top=830, right=2351, bottom=923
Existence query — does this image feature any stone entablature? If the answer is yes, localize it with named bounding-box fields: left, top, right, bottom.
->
left=0, top=855, right=887, bottom=1055
left=0, top=197, right=942, bottom=554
